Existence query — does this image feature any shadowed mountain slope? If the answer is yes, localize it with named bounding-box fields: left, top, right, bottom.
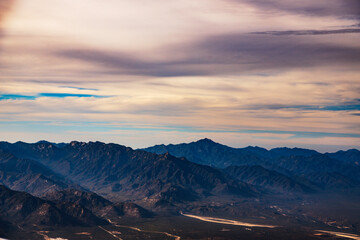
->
left=0, top=149, right=75, bottom=196
left=224, top=165, right=314, bottom=193
left=43, top=189, right=153, bottom=219
left=326, top=149, right=360, bottom=166
left=144, top=139, right=360, bottom=190
left=0, top=185, right=107, bottom=227
left=143, top=138, right=264, bottom=168
left=0, top=141, right=257, bottom=202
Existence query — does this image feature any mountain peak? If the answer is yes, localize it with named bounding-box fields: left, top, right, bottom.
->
left=36, top=140, right=53, bottom=145
left=196, top=138, right=216, bottom=144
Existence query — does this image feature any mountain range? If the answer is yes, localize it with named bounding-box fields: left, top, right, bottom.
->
left=144, top=138, right=360, bottom=191
left=0, top=138, right=359, bottom=238
left=0, top=140, right=256, bottom=203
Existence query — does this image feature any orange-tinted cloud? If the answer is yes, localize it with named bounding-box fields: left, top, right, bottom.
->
left=0, top=0, right=15, bottom=28
left=0, top=0, right=15, bottom=51
left=0, top=0, right=359, bottom=151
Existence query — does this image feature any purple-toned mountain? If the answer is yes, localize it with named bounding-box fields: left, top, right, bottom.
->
left=224, top=165, right=314, bottom=193
left=0, top=141, right=257, bottom=203
left=143, top=139, right=360, bottom=190
left=0, top=185, right=107, bottom=227
left=43, top=189, right=153, bottom=220
left=0, top=149, right=75, bottom=196
left=143, top=138, right=264, bottom=168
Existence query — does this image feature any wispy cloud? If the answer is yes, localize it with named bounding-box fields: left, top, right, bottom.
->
left=60, top=86, right=99, bottom=91
left=0, top=0, right=359, bottom=151
left=252, top=28, right=360, bottom=36
left=246, top=101, right=360, bottom=112
left=0, top=0, right=16, bottom=29
left=187, top=33, right=360, bottom=72
left=239, top=0, right=360, bottom=19
left=0, top=0, right=16, bottom=46
left=56, top=48, right=208, bottom=77
left=54, top=33, right=360, bottom=77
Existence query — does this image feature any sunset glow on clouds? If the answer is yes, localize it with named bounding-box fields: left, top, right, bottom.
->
left=0, top=0, right=359, bottom=151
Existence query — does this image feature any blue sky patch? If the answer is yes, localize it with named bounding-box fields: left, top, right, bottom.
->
left=0, top=93, right=108, bottom=100
left=0, top=94, right=37, bottom=100
left=38, top=93, right=105, bottom=98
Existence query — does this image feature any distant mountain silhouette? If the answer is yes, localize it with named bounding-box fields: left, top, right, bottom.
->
left=143, top=138, right=263, bottom=168
left=326, top=149, right=360, bottom=166
left=144, top=139, right=360, bottom=190
left=269, top=147, right=319, bottom=157
left=143, top=138, right=321, bottom=168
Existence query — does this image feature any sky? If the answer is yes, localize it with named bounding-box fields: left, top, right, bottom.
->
left=0, top=0, right=359, bottom=152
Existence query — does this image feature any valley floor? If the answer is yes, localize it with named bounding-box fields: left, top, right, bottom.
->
left=4, top=215, right=360, bottom=240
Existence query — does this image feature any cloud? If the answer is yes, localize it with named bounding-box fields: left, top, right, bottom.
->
left=55, top=32, right=360, bottom=77
left=0, top=0, right=15, bottom=27
left=190, top=33, right=360, bottom=71
left=3, top=0, right=360, bottom=78
left=128, top=98, right=205, bottom=116
left=60, top=86, right=99, bottom=91
left=62, top=30, right=360, bottom=77
left=245, top=101, right=360, bottom=112
left=56, top=48, right=208, bottom=77
left=0, top=0, right=16, bottom=43
left=252, top=28, right=360, bottom=36
left=239, top=0, right=360, bottom=19
left=0, top=0, right=359, bottom=151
